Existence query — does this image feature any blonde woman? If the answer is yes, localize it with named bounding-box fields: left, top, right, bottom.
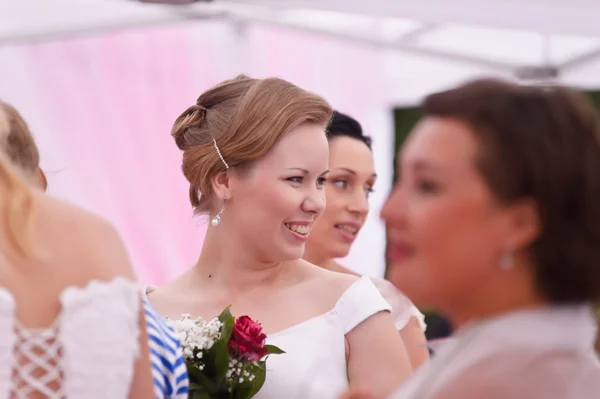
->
left=0, top=104, right=185, bottom=398
left=147, top=75, right=413, bottom=398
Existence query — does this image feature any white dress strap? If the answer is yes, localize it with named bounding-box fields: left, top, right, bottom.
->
left=371, top=278, right=427, bottom=332
left=143, top=285, right=157, bottom=299
left=334, top=276, right=392, bottom=334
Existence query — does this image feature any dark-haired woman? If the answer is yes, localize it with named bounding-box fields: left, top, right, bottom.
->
left=304, top=111, right=429, bottom=369
left=380, top=80, right=600, bottom=398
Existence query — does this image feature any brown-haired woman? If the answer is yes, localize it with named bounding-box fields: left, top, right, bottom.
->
left=0, top=101, right=47, bottom=190
left=377, top=79, right=600, bottom=398
left=146, top=75, right=413, bottom=398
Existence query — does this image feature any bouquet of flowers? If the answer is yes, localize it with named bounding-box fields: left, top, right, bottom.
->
left=173, top=307, right=284, bottom=399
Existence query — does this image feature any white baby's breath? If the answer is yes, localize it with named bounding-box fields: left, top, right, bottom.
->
left=173, top=310, right=281, bottom=396
left=173, top=314, right=223, bottom=363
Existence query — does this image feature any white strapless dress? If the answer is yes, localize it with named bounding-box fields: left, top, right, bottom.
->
left=146, top=276, right=392, bottom=399
left=0, top=278, right=141, bottom=398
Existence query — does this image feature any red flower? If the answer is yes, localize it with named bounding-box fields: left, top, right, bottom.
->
left=228, top=316, right=268, bottom=361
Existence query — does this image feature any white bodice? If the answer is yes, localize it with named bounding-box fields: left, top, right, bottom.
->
left=146, top=276, right=392, bottom=399
left=250, top=276, right=391, bottom=399
left=0, top=277, right=141, bottom=399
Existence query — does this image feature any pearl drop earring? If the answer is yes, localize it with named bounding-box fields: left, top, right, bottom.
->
left=499, top=251, right=514, bottom=270
left=211, top=197, right=227, bottom=227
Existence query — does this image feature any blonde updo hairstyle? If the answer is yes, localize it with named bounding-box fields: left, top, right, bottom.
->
left=171, top=75, right=333, bottom=214
left=0, top=105, right=36, bottom=257
left=0, top=101, right=47, bottom=190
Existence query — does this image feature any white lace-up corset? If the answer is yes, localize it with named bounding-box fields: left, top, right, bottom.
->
left=0, top=277, right=141, bottom=399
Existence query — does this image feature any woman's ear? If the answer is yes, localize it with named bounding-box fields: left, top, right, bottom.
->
left=504, top=198, right=540, bottom=252
left=211, top=170, right=231, bottom=200
left=36, top=168, right=47, bottom=191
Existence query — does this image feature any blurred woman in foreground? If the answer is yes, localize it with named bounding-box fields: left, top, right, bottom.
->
left=381, top=79, right=600, bottom=398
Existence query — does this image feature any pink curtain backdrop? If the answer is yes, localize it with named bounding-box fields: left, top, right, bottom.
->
left=0, top=22, right=395, bottom=285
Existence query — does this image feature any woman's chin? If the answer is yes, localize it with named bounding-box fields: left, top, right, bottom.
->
left=332, top=254, right=350, bottom=261
left=277, top=243, right=307, bottom=262
left=304, top=239, right=351, bottom=263
left=329, top=242, right=352, bottom=260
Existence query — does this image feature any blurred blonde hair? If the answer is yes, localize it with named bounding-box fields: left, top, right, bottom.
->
left=0, top=101, right=46, bottom=189
left=0, top=105, right=35, bottom=257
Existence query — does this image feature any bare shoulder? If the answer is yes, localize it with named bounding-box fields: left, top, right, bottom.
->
left=36, top=192, right=116, bottom=232
left=143, top=285, right=168, bottom=315
left=34, top=191, right=135, bottom=280
left=298, top=259, right=362, bottom=302
left=143, top=269, right=203, bottom=318
left=144, top=280, right=186, bottom=317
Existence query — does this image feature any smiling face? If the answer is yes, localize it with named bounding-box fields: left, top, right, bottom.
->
left=226, top=123, right=330, bottom=262
left=381, top=117, right=520, bottom=309
left=306, top=136, right=376, bottom=262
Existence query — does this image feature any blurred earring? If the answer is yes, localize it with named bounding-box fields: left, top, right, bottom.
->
left=499, top=251, right=514, bottom=270
left=211, top=196, right=227, bottom=227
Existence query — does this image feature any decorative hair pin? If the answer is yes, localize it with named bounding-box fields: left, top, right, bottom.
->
left=212, top=138, right=229, bottom=169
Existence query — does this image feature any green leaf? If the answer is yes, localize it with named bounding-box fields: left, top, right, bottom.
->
left=212, top=338, right=230, bottom=383
left=187, top=366, right=218, bottom=392
left=188, top=382, right=206, bottom=391
left=264, top=344, right=285, bottom=355
left=232, top=382, right=250, bottom=399
left=199, top=349, right=218, bottom=379
left=190, top=390, right=212, bottom=399
left=247, top=363, right=267, bottom=398
left=233, top=381, right=253, bottom=399
left=218, top=305, right=233, bottom=319
left=218, top=306, right=235, bottom=343
left=231, top=363, right=267, bottom=399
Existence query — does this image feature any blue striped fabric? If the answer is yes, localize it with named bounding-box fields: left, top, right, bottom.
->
left=143, top=297, right=189, bottom=399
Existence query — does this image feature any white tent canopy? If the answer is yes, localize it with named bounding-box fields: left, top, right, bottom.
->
left=2, top=0, right=600, bottom=279
left=2, top=0, right=600, bottom=84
